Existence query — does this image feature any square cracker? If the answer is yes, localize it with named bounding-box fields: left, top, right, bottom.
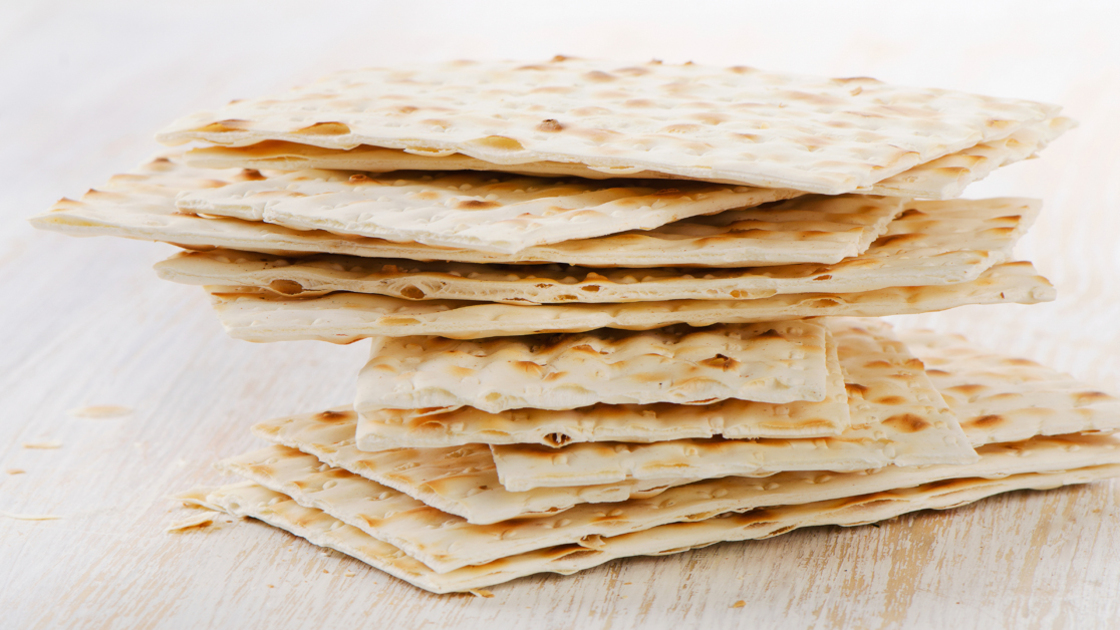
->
left=33, top=157, right=901, bottom=268
left=175, top=169, right=802, bottom=255
left=356, top=320, right=832, bottom=415
left=156, top=58, right=1059, bottom=194
left=180, top=116, right=1073, bottom=201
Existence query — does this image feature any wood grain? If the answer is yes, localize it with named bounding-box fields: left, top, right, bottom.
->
left=2, top=2, right=1119, bottom=629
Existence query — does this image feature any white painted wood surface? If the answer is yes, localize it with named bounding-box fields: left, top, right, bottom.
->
left=2, top=2, right=1119, bottom=628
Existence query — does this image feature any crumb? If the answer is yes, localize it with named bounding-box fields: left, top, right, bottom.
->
left=68, top=405, right=133, bottom=419
left=732, top=601, right=745, bottom=608
left=267, top=584, right=274, bottom=589
left=0, top=510, right=61, bottom=521
left=323, top=569, right=329, bottom=574
left=22, top=442, right=62, bottom=450
left=6, top=469, right=25, bottom=475
left=344, top=571, right=356, bottom=578
left=165, top=513, right=215, bottom=532
left=469, top=589, right=494, bottom=598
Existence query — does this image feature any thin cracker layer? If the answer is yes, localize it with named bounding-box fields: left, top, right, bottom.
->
left=156, top=58, right=1059, bottom=194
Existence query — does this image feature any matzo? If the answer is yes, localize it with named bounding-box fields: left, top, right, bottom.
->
left=219, top=433, right=1120, bottom=574
left=175, top=169, right=801, bottom=254
left=490, top=320, right=975, bottom=490
left=865, top=116, right=1075, bottom=198
left=204, top=465, right=1120, bottom=593
left=262, top=325, right=1120, bottom=524
left=34, top=158, right=900, bottom=268
left=181, top=116, right=1072, bottom=201
left=356, top=321, right=830, bottom=415
left=902, top=329, right=1120, bottom=445
left=252, top=409, right=684, bottom=525
left=207, top=262, right=1055, bottom=343
left=157, top=197, right=1033, bottom=304
left=156, top=58, right=1059, bottom=194
left=355, top=327, right=848, bottom=449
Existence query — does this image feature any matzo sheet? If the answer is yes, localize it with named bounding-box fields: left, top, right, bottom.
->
left=490, top=320, right=975, bottom=490
left=156, top=58, right=1059, bottom=194
left=355, top=321, right=831, bottom=415
left=204, top=464, right=1120, bottom=593
left=355, top=327, right=848, bottom=449
left=175, top=169, right=800, bottom=254
left=156, top=197, right=1034, bottom=304
left=902, top=329, right=1120, bottom=445
left=33, top=158, right=900, bottom=268
left=181, top=116, right=1073, bottom=200
left=207, top=262, right=1055, bottom=343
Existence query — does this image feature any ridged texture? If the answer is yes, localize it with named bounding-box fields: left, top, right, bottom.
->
left=356, top=321, right=830, bottom=414
left=355, top=328, right=847, bottom=448
left=490, top=320, right=975, bottom=490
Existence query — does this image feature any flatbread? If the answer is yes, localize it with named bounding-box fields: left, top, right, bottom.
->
left=250, top=324, right=1120, bottom=525
left=175, top=169, right=801, bottom=254
left=490, top=320, right=975, bottom=490
left=355, top=327, right=849, bottom=449
left=181, top=116, right=1073, bottom=200
left=356, top=321, right=831, bottom=416
left=252, top=409, right=683, bottom=525
left=34, top=157, right=901, bottom=268
left=207, top=261, right=1055, bottom=342
left=156, top=58, right=1059, bottom=194
left=156, top=197, right=1034, bottom=304
left=902, top=329, right=1120, bottom=445
left=204, top=464, right=1120, bottom=593
left=865, top=116, right=1075, bottom=198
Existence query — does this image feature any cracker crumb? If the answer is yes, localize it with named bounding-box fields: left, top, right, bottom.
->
left=267, top=584, right=274, bottom=589
left=165, top=513, right=215, bottom=532
left=6, top=469, right=25, bottom=475
left=0, top=510, right=61, bottom=521
left=22, top=442, right=62, bottom=450
left=68, top=404, right=133, bottom=419
left=732, top=600, right=746, bottom=608
left=469, top=589, right=494, bottom=598
left=323, top=569, right=330, bottom=574
left=344, top=571, right=356, bottom=578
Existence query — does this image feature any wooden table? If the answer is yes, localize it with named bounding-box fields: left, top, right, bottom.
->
left=3, top=2, right=1119, bottom=628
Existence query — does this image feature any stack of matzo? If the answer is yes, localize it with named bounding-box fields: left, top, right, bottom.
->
left=29, top=57, right=1120, bottom=594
